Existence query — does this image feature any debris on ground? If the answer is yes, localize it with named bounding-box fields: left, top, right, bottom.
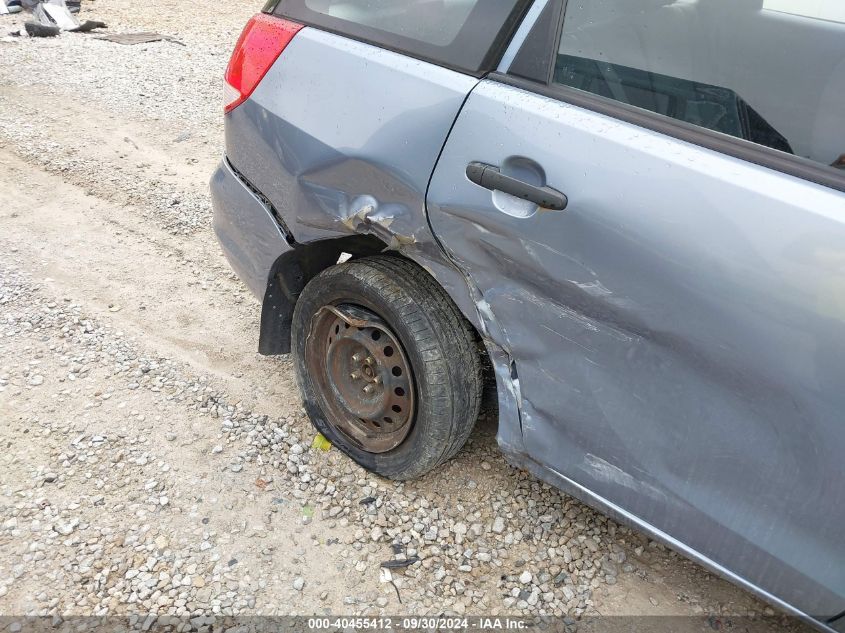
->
left=9, top=0, right=105, bottom=36
left=72, top=19, right=105, bottom=32
left=311, top=432, right=332, bottom=451
left=23, top=20, right=57, bottom=35
left=96, top=31, right=183, bottom=46
left=34, top=1, right=77, bottom=30
left=0, top=0, right=24, bottom=15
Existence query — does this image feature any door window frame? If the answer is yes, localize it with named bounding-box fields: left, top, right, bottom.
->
left=498, top=0, right=845, bottom=193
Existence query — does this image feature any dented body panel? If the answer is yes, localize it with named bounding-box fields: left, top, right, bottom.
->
left=211, top=158, right=293, bottom=300
left=427, top=79, right=845, bottom=621
left=215, top=26, right=529, bottom=442
left=211, top=14, right=845, bottom=631
left=223, top=28, right=484, bottom=330
left=225, top=27, right=466, bottom=248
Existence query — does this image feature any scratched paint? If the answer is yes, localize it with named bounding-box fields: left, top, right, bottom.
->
left=426, top=77, right=845, bottom=621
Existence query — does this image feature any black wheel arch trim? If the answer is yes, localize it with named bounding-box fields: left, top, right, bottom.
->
left=258, top=235, right=386, bottom=355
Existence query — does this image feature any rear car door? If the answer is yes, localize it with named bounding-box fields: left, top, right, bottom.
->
left=427, top=0, right=845, bottom=622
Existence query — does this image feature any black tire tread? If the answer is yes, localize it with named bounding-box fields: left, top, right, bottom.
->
left=359, top=255, right=482, bottom=464
left=292, top=255, right=482, bottom=479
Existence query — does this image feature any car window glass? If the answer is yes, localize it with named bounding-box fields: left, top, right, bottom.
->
left=277, top=0, right=529, bottom=74
left=303, top=0, right=475, bottom=46
left=553, top=0, right=845, bottom=170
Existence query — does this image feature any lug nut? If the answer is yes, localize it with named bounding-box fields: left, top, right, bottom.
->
left=363, top=384, right=375, bottom=394
left=352, top=353, right=363, bottom=362
left=365, top=356, right=375, bottom=366
left=350, top=371, right=361, bottom=380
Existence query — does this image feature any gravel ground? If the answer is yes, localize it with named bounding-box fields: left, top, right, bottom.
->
left=0, top=1, right=814, bottom=630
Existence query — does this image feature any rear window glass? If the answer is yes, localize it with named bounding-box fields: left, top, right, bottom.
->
left=273, top=0, right=529, bottom=74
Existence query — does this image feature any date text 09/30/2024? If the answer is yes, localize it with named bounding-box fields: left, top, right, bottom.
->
left=307, top=618, right=529, bottom=630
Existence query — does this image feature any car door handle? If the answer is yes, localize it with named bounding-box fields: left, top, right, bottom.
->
left=466, top=162, right=568, bottom=211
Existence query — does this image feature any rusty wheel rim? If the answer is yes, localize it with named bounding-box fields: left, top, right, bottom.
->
left=306, top=304, right=416, bottom=453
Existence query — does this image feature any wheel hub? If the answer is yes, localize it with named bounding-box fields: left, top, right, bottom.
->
left=306, top=304, right=416, bottom=453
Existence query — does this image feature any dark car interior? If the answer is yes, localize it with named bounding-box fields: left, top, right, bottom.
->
left=557, top=0, right=845, bottom=168
left=555, top=54, right=794, bottom=153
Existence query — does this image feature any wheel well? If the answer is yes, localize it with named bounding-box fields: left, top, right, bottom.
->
left=258, top=235, right=386, bottom=355
left=258, top=236, right=497, bottom=426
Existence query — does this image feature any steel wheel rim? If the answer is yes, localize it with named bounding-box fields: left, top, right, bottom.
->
left=306, top=304, right=416, bottom=453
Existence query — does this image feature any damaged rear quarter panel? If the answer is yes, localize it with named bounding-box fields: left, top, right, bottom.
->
left=226, top=28, right=469, bottom=246
left=223, top=27, right=527, bottom=432
left=223, top=28, right=489, bottom=333
left=224, top=27, right=532, bottom=458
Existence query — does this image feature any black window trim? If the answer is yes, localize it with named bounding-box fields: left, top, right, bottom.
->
left=268, top=1, right=532, bottom=79
left=498, top=0, right=845, bottom=194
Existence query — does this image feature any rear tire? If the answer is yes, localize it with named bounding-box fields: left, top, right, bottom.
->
left=291, top=255, right=482, bottom=480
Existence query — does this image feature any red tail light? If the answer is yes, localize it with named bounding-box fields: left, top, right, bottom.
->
left=224, top=14, right=303, bottom=114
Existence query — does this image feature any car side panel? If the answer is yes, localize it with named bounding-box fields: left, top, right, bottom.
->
left=225, top=27, right=476, bottom=247
left=223, top=27, right=494, bottom=328
left=427, top=79, right=845, bottom=619
left=220, top=26, right=531, bottom=457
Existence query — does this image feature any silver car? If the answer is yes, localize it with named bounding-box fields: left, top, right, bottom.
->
left=210, top=0, right=845, bottom=629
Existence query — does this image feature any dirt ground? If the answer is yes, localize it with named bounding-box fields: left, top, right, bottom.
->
left=0, top=1, right=815, bottom=631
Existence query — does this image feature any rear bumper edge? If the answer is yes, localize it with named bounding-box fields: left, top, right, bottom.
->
left=211, top=157, right=293, bottom=300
